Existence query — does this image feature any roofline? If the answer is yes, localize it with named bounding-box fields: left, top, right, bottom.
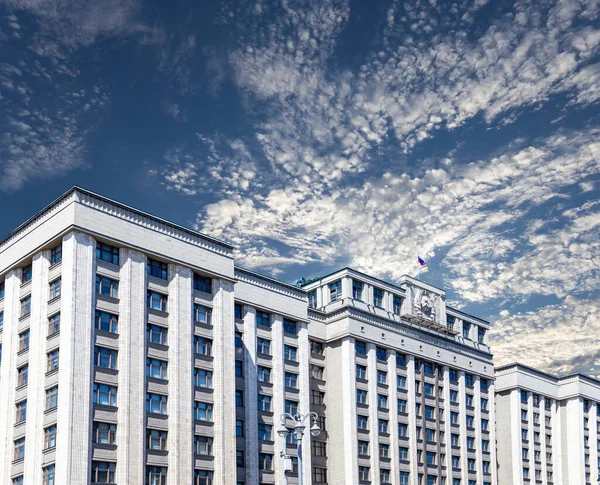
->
left=0, top=186, right=235, bottom=251
left=497, top=362, right=600, bottom=387
left=235, top=265, right=307, bottom=295
left=301, top=266, right=490, bottom=325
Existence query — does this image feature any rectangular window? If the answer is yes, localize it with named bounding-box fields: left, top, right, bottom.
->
left=92, top=462, right=116, bottom=484
left=147, top=358, right=168, bottom=379
left=381, top=469, right=391, bottom=483
left=16, top=400, right=27, bottom=423
left=329, top=280, right=342, bottom=302
left=235, top=360, right=243, bottom=377
left=194, top=401, right=213, bottom=421
left=311, top=364, right=324, bottom=379
left=17, top=364, right=28, bottom=387
left=427, top=451, right=436, bottom=465
left=49, top=278, right=61, bottom=300
left=393, top=295, right=402, bottom=314
left=236, top=449, right=245, bottom=467
left=462, top=321, right=471, bottom=339
left=450, top=369, right=458, bottom=382
left=194, top=336, right=212, bottom=356
left=285, top=372, right=298, bottom=389
left=285, top=399, right=298, bottom=415
left=357, top=415, right=368, bottom=430
left=96, top=275, right=119, bottom=298
left=425, top=406, right=435, bottom=419
left=147, top=291, right=168, bottom=312
left=284, top=345, right=298, bottom=362
left=147, top=324, right=167, bottom=345
left=426, top=428, right=436, bottom=442
left=378, top=394, right=388, bottom=409
left=311, top=340, right=324, bottom=355
left=283, top=318, right=297, bottom=334
left=400, top=472, right=410, bottom=485
left=235, top=390, right=244, bottom=407
left=312, top=441, right=327, bottom=456
left=355, top=340, right=366, bottom=355
left=308, top=290, right=317, bottom=308
left=146, top=393, right=168, bottom=414
left=94, top=346, right=116, bottom=370
left=257, top=337, right=271, bottom=355
left=378, top=419, right=388, bottom=433
left=93, top=422, right=117, bottom=444
left=93, top=384, right=117, bottom=407
left=352, top=280, right=363, bottom=300
left=465, top=373, right=473, bottom=386
left=193, top=304, right=211, bottom=324
left=0, top=311, right=3, bottom=331
left=356, top=389, right=368, bottom=404
left=258, top=394, right=272, bottom=412
left=18, top=330, right=30, bottom=351
left=95, top=311, right=118, bottom=333
left=358, top=440, right=369, bottom=455
left=356, top=364, right=366, bottom=380
left=50, top=245, right=62, bottom=265
left=447, top=315, right=455, bottom=328
left=258, top=423, right=273, bottom=441
left=0, top=281, right=4, bottom=299
left=397, top=375, right=406, bottom=389
left=256, top=310, right=270, bottom=327
left=258, top=453, right=273, bottom=470
left=373, top=287, right=383, bottom=307
left=14, top=437, right=25, bottom=460
left=147, top=258, right=168, bottom=280
left=194, top=368, right=213, bottom=388
left=47, top=349, right=60, bottom=372
left=359, top=466, right=370, bottom=481
left=425, top=383, right=434, bottom=396
left=146, top=467, right=166, bottom=485
left=46, top=387, right=58, bottom=410
left=451, top=434, right=459, bottom=447
left=450, top=412, right=459, bottom=424
left=47, top=313, right=60, bottom=336
left=194, top=436, right=213, bottom=455
left=376, top=346, right=386, bottom=360
left=478, top=326, right=486, bottom=343
left=42, top=425, right=56, bottom=450
left=235, top=331, right=243, bottom=348
left=193, top=275, right=212, bottom=293
left=399, top=447, right=409, bottom=460
left=236, top=419, right=244, bottom=436
left=96, top=242, right=119, bottom=265
left=148, top=429, right=168, bottom=450
left=20, top=296, right=31, bottom=318
left=398, top=399, right=407, bottom=413
left=312, top=467, right=327, bottom=483
left=234, top=303, right=243, bottom=319
left=194, top=470, right=213, bottom=484
left=311, top=390, right=325, bottom=406
left=22, top=264, right=32, bottom=283
left=257, top=366, right=270, bottom=383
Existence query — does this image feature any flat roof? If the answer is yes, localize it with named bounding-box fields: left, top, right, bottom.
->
left=497, top=362, right=600, bottom=387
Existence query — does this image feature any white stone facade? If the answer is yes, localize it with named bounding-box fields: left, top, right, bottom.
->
left=495, top=363, right=600, bottom=485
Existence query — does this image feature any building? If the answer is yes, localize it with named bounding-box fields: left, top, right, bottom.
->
left=495, top=363, right=600, bottom=485
left=303, top=269, right=497, bottom=485
left=0, top=187, right=498, bottom=485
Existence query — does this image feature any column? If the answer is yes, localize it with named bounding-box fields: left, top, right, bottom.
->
left=0, top=270, right=20, bottom=485
left=458, top=371, right=468, bottom=484
left=388, top=354, right=400, bottom=484
left=271, top=314, right=286, bottom=484
left=526, top=392, right=535, bottom=483
left=166, top=264, right=193, bottom=485
left=539, top=397, right=548, bottom=485
left=243, top=306, right=258, bottom=484
left=212, top=279, right=236, bottom=485
left=116, top=249, right=146, bottom=484
left=406, top=356, right=418, bottom=484
left=442, top=367, right=453, bottom=481
left=565, top=398, right=585, bottom=485
left=23, top=251, right=51, bottom=485
left=590, top=402, right=599, bottom=485
left=510, top=389, right=523, bottom=484
left=342, top=337, right=359, bottom=484
left=488, top=380, right=499, bottom=485
left=55, top=231, right=96, bottom=485
left=366, top=343, right=380, bottom=482
left=473, top=376, right=483, bottom=484
left=298, top=321, right=312, bottom=481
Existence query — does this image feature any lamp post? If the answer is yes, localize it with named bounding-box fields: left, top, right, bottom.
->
left=277, top=411, right=321, bottom=485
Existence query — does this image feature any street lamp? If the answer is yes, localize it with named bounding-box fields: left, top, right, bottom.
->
left=277, top=411, right=321, bottom=485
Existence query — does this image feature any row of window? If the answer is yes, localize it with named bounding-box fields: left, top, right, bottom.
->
left=356, top=414, right=490, bottom=435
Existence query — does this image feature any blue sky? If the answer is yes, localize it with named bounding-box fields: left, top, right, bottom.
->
left=1, top=0, right=599, bottom=376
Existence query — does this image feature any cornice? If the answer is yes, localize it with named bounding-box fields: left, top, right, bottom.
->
left=235, top=267, right=307, bottom=301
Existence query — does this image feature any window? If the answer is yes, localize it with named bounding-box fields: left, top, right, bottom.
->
left=257, top=337, right=271, bottom=355
left=355, top=340, right=366, bottom=355
left=194, top=368, right=212, bottom=388
left=521, top=409, right=527, bottom=421
left=424, top=361, right=434, bottom=374
left=311, top=390, right=325, bottom=405
left=21, top=264, right=32, bottom=283
left=521, top=390, right=528, bottom=403
left=95, top=310, right=118, bottom=333
left=465, top=394, right=473, bottom=406
left=462, top=321, right=471, bottom=338
left=47, top=349, right=60, bottom=372
left=285, top=399, right=299, bottom=415
left=377, top=369, right=387, bottom=384
left=376, top=346, right=386, bottom=360
left=147, top=429, right=168, bottom=450
left=146, top=466, right=167, bottom=485
left=426, top=428, right=436, bottom=442
left=373, top=287, right=383, bottom=307
left=397, top=375, right=406, bottom=389
left=194, top=401, right=213, bottom=421
left=257, top=366, right=271, bottom=383
left=398, top=446, right=409, bottom=460
left=359, top=466, right=370, bottom=481
left=0, top=281, right=4, bottom=299
left=17, top=364, right=28, bottom=386
left=46, top=387, right=58, bottom=409
left=48, top=313, right=60, bottom=335
left=358, top=440, right=369, bottom=455
left=308, top=290, right=317, bottom=308
left=147, top=358, right=168, bottom=379
left=285, top=372, right=298, bottom=389
left=465, top=373, right=473, bottom=386
left=450, top=390, right=458, bottom=402
left=96, top=242, right=119, bottom=265
left=398, top=423, right=408, bottom=437
left=378, top=394, right=388, bottom=409
left=49, top=278, right=61, bottom=299
left=357, top=415, right=368, bottom=430
left=0, top=311, right=3, bottom=331
left=93, top=346, right=116, bottom=370
left=425, top=383, right=434, bottom=396
left=258, top=423, right=272, bottom=440
left=446, top=315, right=455, bottom=328
left=20, top=296, right=31, bottom=318
left=356, top=364, right=367, bottom=379
left=427, top=451, right=436, bottom=465
left=312, top=440, right=327, bottom=456
left=194, top=436, right=213, bottom=455
left=92, top=462, right=117, bottom=484
left=42, top=465, right=55, bottom=485
left=311, top=340, right=324, bottom=355
left=452, top=455, right=460, bottom=468
left=329, top=280, right=342, bottom=302
left=147, top=291, right=168, bottom=312
left=311, top=364, right=324, bottom=380
left=193, top=275, right=212, bottom=293
left=450, top=412, right=459, bottom=424
left=236, top=419, right=244, bottom=436
left=400, top=472, right=410, bottom=485
left=478, top=326, right=486, bottom=343
left=235, top=360, right=243, bottom=377
left=235, top=390, right=244, bottom=407
left=256, top=310, right=270, bottom=327
left=234, top=303, right=243, bottom=320
left=466, top=415, right=474, bottom=428
left=522, top=467, right=529, bottom=479
left=147, top=259, right=168, bottom=280
left=194, top=336, right=212, bottom=356
left=521, top=428, right=527, bottom=441
left=481, top=398, right=488, bottom=410
left=380, top=443, right=390, bottom=457
left=259, top=453, right=273, bottom=470
left=193, top=304, right=211, bottom=324
left=481, top=419, right=489, bottom=431
left=393, top=295, right=402, bottom=314
left=43, top=425, right=57, bottom=449
left=146, top=393, right=167, bottom=414
left=356, top=389, right=368, bottom=404
left=12, top=477, right=23, bottom=485
left=236, top=449, right=245, bottom=467
left=258, top=394, right=272, bottom=411
left=467, top=437, right=475, bottom=450
left=449, top=369, right=458, bottom=382
left=451, top=434, right=459, bottom=447
left=93, top=422, right=117, bottom=444
left=16, top=401, right=28, bottom=425
left=380, top=469, right=391, bottom=483
left=235, top=332, right=243, bottom=348
left=425, top=406, right=435, bottom=419
left=398, top=399, right=407, bottom=413
left=352, top=280, right=363, bottom=300
left=481, top=378, right=488, bottom=392
left=283, top=318, right=297, bottom=334
left=468, top=459, right=476, bottom=471
left=147, top=324, right=167, bottom=345
left=482, top=439, right=490, bottom=452
left=93, top=384, right=117, bottom=407
left=194, top=470, right=213, bottom=485
left=49, top=244, right=62, bottom=265
left=313, top=467, right=327, bottom=483
left=14, top=437, right=25, bottom=460
left=378, top=419, right=388, bottom=433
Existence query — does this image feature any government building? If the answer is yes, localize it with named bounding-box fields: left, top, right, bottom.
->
left=0, top=186, right=587, bottom=485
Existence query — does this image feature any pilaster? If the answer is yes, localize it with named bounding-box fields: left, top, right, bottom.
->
left=271, top=314, right=286, bottom=484
left=243, top=306, right=259, bottom=484
left=298, top=321, right=312, bottom=481
left=406, top=355, right=418, bottom=484
left=366, top=343, right=380, bottom=481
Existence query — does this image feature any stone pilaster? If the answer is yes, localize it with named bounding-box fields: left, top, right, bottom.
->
left=297, top=321, right=312, bottom=481
left=458, top=371, right=468, bottom=484
left=539, top=396, right=548, bottom=485
left=366, top=343, right=380, bottom=481
left=474, top=376, right=483, bottom=484
left=271, top=314, right=286, bottom=484
left=388, top=355, right=400, bottom=484
left=243, top=306, right=259, bottom=484
left=488, top=380, right=499, bottom=485
left=442, top=367, right=453, bottom=480
left=406, top=355, right=418, bottom=484
left=590, top=402, right=599, bottom=485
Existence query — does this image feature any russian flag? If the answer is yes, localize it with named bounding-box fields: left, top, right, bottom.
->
left=417, top=256, right=427, bottom=266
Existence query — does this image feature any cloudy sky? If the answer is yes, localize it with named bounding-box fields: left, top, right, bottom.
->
left=1, top=0, right=599, bottom=376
